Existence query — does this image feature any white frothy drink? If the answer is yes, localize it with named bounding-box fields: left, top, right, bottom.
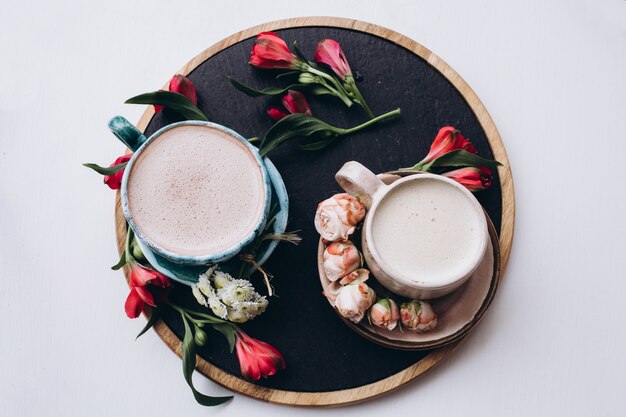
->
left=370, top=177, right=485, bottom=285
left=127, top=125, right=265, bottom=256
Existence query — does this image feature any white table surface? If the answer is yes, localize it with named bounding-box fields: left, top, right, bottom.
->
left=2, top=0, right=625, bottom=415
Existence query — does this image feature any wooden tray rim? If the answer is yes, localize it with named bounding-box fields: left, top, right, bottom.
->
left=115, top=16, right=516, bottom=407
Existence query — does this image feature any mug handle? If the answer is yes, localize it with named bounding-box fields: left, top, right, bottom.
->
left=335, top=161, right=387, bottom=209
left=108, top=116, right=147, bottom=152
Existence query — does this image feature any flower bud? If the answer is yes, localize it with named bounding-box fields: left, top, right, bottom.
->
left=154, top=74, right=198, bottom=113
left=335, top=282, right=376, bottom=323
left=400, top=300, right=438, bottom=333
left=315, top=193, right=365, bottom=242
left=103, top=154, right=131, bottom=190
left=323, top=241, right=362, bottom=281
left=130, top=237, right=145, bottom=262
left=315, top=39, right=352, bottom=80
left=298, top=72, right=318, bottom=84
left=249, top=32, right=306, bottom=70
left=443, top=167, right=492, bottom=192
left=339, top=268, right=369, bottom=285
left=194, top=328, right=208, bottom=346
left=368, top=298, right=400, bottom=330
left=282, top=90, right=312, bottom=116
left=169, top=74, right=197, bottom=104
left=267, top=106, right=289, bottom=121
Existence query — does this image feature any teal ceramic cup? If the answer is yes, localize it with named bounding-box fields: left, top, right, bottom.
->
left=108, top=116, right=272, bottom=265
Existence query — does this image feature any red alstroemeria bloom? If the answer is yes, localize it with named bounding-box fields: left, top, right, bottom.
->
left=267, top=107, right=289, bottom=121
left=124, top=264, right=171, bottom=318
left=421, top=126, right=476, bottom=165
left=282, top=90, right=312, bottom=115
left=267, top=90, right=312, bottom=121
left=443, top=166, right=492, bottom=192
left=235, top=329, right=286, bottom=381
left=315, top=39, right=352, bottom=79
left=154, top=74, right=198, bottom=113
left=249, top=32, right=304, bottom=70
left=103, top=154, right=132, bottom=190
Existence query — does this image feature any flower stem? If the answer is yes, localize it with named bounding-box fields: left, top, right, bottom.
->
left=346, top=79, right=375, bottom=119
left=317, top=77, right=353, bottom=107
left=307, top=66, right=353, bottom=107
left=170, top=303, right=233, bottom=326
left=405, top=160, right=432, bottom=171
left=341, top=108, right=401, bottom=135
left=307, top=66, right=343, bottom=91
left=124, top=226, right=133, bottom=264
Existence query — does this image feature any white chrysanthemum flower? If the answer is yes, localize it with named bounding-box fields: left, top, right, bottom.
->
left=198, top=265, right=218, bottom=281
left=232, top=297, right=268, bottom=319
left=217, top=279, right=256, bottom=306
left=193, top=266, right=269, bottom=323
left=196, top=274, right=216, bottom=299
left=212, top=270, right=233, bottom=289
left=191, top=285, right=208, bottom=307
left=208, top=298, right=228, bottom=320
left=226, top=309, right=248, bottom=323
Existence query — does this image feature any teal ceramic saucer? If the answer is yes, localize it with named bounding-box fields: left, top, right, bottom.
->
left=138, top=158, right=289, bottom=285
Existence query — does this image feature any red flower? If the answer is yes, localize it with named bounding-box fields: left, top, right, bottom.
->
left=267, top=107, right=289, bottom=121
left=103, top=154, right=132, bottom=190
left=154, top=74, right=198, bottom=113
left=124, top=264, right=171, bottom=318
left=234, top=329, right=286, bottom=381
left=315, top=39, right=352, bottom=79
left=249, top=32, right=304, bottom=70
left=443, top=166, right=492, bottom=192
left=267, top=90, right=312, bottom=121
left=421, top=126, right=476, bottom=164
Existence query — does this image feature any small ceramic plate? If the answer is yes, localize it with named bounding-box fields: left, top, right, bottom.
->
left=317, top=171, right=501, bottom=351
left=140, top=157, right=289, bottom=285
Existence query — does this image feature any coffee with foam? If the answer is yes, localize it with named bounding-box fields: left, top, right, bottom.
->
left=126, top=125, right=265, bottom=257
left=370, top=178, right=486, bottom=286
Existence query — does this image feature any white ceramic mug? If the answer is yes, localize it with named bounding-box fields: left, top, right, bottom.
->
left=335, top=161, right=489, bottom=299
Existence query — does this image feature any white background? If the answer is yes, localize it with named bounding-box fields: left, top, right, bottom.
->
left=1, top=0, right=625, bottom=416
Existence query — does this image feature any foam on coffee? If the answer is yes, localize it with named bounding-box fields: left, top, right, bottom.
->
left=127, top=125, right=265, bottom=257
left=370, top=178, right=485, bottom=285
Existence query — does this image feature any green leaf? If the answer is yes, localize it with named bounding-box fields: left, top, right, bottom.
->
left=425, top=149, right=503, bottom=170
left=181, top=313, right=233, bottom=406
left=83, top=162, right=127, bottom=176
left=276, top=71, right=301, bottom=79
left=135, top=306, right=160, bottom=340
left=228, top=77, right=306, bottom=97
left=125, top=91, right=208, bottom=121
left=212, top=323, right=237, bottom=353
left=111, top=249, right=127, bottom=270
left=299, top=137, right=337, bottom=151
left=260, top=113, right=341, bottom=156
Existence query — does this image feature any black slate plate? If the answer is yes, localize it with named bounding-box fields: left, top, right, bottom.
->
left=138, top=24, right=503, bottom=394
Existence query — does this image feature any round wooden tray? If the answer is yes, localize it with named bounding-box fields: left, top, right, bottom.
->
left=114, top=17, right=515, bottom=407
